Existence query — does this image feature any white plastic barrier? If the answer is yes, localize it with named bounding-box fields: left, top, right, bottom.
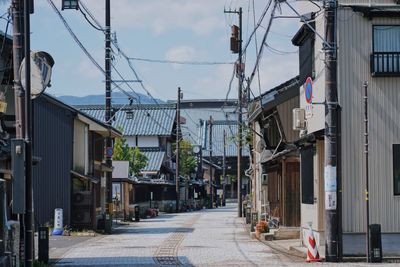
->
left=52, top=208, right=63, bottom=235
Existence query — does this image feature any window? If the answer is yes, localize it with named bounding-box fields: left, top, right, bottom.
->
left=371, top=26, right=400, bottom=76
left=300, top=147, right=314, bottom=204
left=393, top=144, right=400, bottom=195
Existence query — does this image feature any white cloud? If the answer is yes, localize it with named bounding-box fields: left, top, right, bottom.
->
left=193, top=64, right=236, bottom=99
left=82, top=0, right=232, bottom=36
left=165, top=46, right=196, bottom=69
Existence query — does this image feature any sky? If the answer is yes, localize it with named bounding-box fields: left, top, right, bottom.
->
left=0, top=0, right=319, bottom=102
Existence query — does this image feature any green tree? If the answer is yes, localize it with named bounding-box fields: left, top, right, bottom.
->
left=177, top=140, right=197, bottom=177
left=131, top=146, right=148, bottom=176
left=113, top=136, right=132, bottom=162
left=113, top=136, right=148, bottom=176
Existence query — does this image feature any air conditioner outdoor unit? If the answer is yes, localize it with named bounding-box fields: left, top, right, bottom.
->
left=72, top=191, right=91, bottom=206
left=293, top=108, right=306, bottom=130
left=72, top=209, right=91, bottom=224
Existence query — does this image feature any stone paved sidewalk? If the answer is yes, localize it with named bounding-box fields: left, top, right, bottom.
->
left=50, top=203, right=399, bottom=266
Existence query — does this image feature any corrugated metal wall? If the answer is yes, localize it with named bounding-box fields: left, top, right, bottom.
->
left=338, top=7, right=400, bottom=233
left=33, top=97, right=74, bottom=225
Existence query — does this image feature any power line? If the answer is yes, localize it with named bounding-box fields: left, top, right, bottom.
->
left=79, top=0, right=105, bottom=31
left=241, top=0, right=273, bottom=57
left=246, top=0, right=278, bottom=92
left=264, top=43, right=298, bottom=55
left=47, top=0, right=173, bottom=134
left=78, top=4, right=104, bottom=32
left=77, top=2, right=178, bottom=134
left=252, top=0, right=263, bottom=101
left=128, top=57, right=234, bottom=66
left=46, top=0, right=137, bottom=102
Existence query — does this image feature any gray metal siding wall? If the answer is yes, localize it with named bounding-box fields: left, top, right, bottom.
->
left=338, top=8, right=400, bottom=233
left=33, top=97, right=74, bottom=225
left=276, top=96, right=299, bottom=143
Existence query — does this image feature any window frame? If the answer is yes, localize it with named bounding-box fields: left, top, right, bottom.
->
left=393, top=144, right=400, bottom=196
left=371, top=24, right=400, bottom=77
left=300, top=146, right=315, bottom=204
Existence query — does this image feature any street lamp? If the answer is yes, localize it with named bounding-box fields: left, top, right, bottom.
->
left=62, top=0, right=79, bottom=10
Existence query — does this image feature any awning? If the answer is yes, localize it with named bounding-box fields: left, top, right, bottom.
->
left=70, top=170, right=99, bottom=184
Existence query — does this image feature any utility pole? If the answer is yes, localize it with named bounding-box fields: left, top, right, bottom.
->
left=208, top=116, right=214, bottom=208
left=176, top=87, right=181, bottom=212
left=324, top=0, right=339, bottom=262
left=12, top=0, right=25, bottom=263
left=23, top=0, right=33, bottom=265
left=222, top=130, right=226, bottom=205
left=224, top=6, right=243, bottom=217
left=104, top=0, right=113, bottom=234
left=12, top=0, right=24, bottom=139
left=363, top=81, right=370, bottom=262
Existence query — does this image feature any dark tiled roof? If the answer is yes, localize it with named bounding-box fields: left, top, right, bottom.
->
left=75, top=104, right=176, bottom=136
left=142, top=150, right=165, bottom=172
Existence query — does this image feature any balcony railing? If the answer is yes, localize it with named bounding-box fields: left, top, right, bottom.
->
left=371, top=52, right=400, bottom=76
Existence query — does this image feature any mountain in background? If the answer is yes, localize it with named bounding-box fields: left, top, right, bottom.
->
left=57, top=92, right=164, bottom=105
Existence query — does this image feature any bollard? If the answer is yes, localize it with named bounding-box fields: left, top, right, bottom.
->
left=134, top=205, right=140, bottom=222
left=246, top=207, right=251, bottom=224
left=369, top=224, right=382, bottom=263
left=52, top=208, right=64, bottom=235
left=251, top=212, right=258, bottom=232
left=38, top=226, right=49, bottom=264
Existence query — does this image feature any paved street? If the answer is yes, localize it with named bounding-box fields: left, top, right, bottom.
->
left=51, top=204, right=397, bottom=267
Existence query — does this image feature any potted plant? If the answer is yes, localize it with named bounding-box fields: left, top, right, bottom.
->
left=255, top=220, right=269, bottom=238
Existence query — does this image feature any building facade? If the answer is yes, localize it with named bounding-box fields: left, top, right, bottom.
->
left=296, top=0, right=400, bottom=255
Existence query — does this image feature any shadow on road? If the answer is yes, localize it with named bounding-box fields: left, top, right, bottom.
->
left=114, top=227, right=194, bottom=235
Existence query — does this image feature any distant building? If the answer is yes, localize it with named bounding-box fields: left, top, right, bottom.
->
left=77, top=104, right=181, bottom=213
left=170, top=99, right=251, bottom=202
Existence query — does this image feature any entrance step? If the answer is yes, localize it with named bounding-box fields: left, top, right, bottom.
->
left=273, top=227, right=300, bottom=240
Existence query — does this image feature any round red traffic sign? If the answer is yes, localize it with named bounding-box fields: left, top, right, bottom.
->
left=304, top=77, right=313, bottom=104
